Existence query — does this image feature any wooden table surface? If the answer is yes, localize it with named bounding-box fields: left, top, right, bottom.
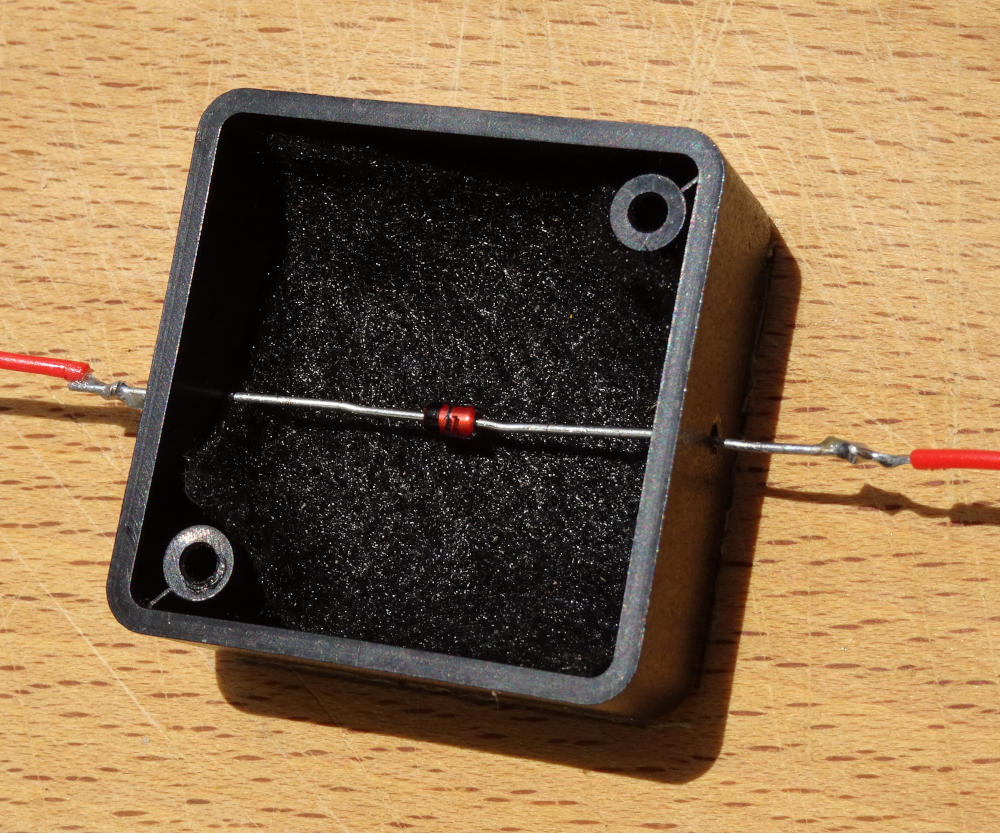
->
left=2, top=2, right=998, bottom=831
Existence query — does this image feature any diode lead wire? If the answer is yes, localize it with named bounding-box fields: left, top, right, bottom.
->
left=8, top=351, right=1000, bottom=471
left=233, top=391, right=653, bottom=440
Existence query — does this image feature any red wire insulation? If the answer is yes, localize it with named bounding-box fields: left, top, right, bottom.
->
left=0, top=351, right=92, bottom=382
left=910, top=448, right=1000, bottom=470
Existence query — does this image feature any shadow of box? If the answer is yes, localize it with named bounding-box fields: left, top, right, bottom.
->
left=107, top=89, right=772, bottom=720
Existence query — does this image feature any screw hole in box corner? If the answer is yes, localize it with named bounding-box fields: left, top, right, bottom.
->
left=179, top=542, right=220, bottom=588
left=162, top=524, right=235, bottom=602
left=628, top=191, right=670, bottom=233
left=610, top=173, right=687, bottom=252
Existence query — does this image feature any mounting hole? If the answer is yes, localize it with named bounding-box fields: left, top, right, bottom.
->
left=627, top=191, right=670, bottom=233
left=610, top=173, right=687, bottom=251
left=162, top=525, right=234, bottom=602
left=179, top=542, right=219, bottom=587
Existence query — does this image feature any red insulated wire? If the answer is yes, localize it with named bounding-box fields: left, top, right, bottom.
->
left=0, top=351, right=92, bottom=382
left=909, top=448, right=1000, bottom=471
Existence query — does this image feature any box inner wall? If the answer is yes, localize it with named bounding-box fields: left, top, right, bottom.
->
left=179, top=116, right=691, bottom=675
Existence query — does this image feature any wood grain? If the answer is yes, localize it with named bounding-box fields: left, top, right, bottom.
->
left=1, top=1, right=998, bottom=830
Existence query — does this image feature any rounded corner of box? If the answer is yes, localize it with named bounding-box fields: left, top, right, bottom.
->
left=105, top=569, right=148, bottom=634
left=197, top=88, right=263, bottom=140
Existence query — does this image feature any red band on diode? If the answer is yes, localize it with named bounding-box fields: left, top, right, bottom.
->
left=424, top=403, right=477, bottom=439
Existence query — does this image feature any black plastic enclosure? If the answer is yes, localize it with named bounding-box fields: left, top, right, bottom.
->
left=108, top=89, right=772, bottom=720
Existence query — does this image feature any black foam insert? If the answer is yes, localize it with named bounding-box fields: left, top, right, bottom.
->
left=184, top=124, right=690, bottom=676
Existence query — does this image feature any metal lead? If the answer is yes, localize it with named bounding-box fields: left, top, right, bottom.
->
left=68, top=375, right=147, bottom=410
left=474, top=418, right=652, bottom=440
left=719, top=436, right=910, bottom=468
left=64, top=380, right=913, bottom=464
left=232, top=391, right=424, bottom=423
left=234, top=392, right=652, bottom=440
